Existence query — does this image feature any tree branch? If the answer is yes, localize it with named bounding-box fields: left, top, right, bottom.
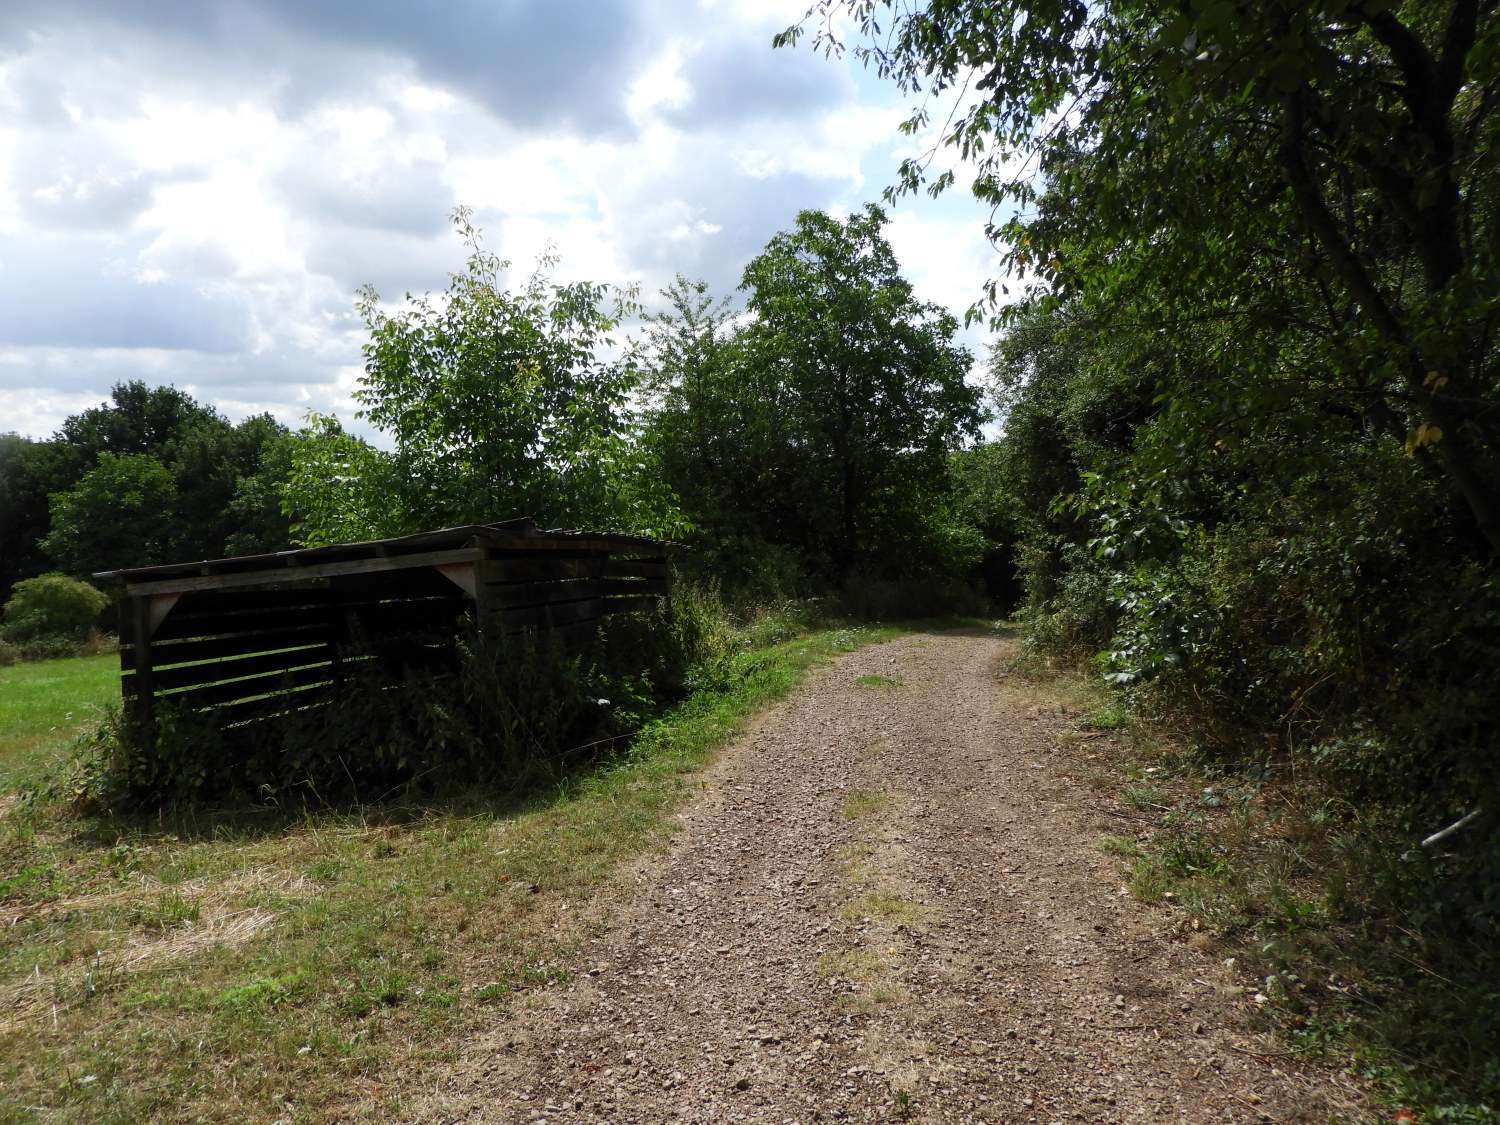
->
left=1277, top=91, right=1406, bottom=343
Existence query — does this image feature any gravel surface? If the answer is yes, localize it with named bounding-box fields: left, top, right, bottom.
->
left=413, top=630, right=1363, bottom=1124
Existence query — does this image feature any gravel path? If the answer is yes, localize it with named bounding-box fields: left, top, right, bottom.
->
left=414, top=630, right=1361, bottom=1124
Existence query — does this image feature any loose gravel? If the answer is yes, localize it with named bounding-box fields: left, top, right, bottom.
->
left=412, top=630, right=1364, bottom=1124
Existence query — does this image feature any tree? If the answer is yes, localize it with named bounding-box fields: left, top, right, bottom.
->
left=740, top=204, right=982, bottom=579
left=779, top=0, right=1500, bottom=555
left=290, top=209, right=682, bottom=545
left=279, top=416, right=401, bottom=548
left=41, top=453, right=177, bottom=576
left=172, top=412, right=293, bottom=558
left=641, top=207, right=983, bottom=586
left=52, top=380, right=229, bottom=486
left=0, top=434, right=58, bottom=596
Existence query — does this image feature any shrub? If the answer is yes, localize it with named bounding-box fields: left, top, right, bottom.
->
left=1, top=574, right=108, bottom=643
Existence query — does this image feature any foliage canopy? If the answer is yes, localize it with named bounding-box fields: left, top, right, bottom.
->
left=289, top=210, right=681, bottom=546
left=781, top=0, right=1500, bottom=554
left=640, top=206, right=983, bottom=588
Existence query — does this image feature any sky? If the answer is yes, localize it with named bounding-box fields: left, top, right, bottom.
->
left=0, top=0, right=1008, bottom=442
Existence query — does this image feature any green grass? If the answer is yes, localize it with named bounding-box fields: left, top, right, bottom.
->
left=843, top=788, right=891, bottom=819
left=0, top=618, right=931, bottom=1124
left=0, top=652, right=119, bottom=790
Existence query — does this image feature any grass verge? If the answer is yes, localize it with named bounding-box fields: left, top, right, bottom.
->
left=0, top=620, right=910, bottom=1124
left=1003, top=651, right=1499, bottom=1125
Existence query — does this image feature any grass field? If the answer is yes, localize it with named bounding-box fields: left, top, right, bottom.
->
left=0, top=620, right=935, bottom=1124
left=0, top=653, right=119, bottom=791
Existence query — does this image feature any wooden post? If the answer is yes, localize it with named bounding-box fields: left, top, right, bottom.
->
left=127, top=593, right=156, bottom=728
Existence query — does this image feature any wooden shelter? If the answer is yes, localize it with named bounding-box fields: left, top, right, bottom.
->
left=99, top=519, right=674, bottom=729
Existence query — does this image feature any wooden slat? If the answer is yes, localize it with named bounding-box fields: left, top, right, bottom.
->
left=328, top=568, right=461, bottom=598
left=479, top=576, right=667, bottom=610
left=140, top=604, right=460, bottom=672
left=602, top=559, right=670, bottom=579
left=143, top=626, right=335, bottom=666
left=480, top=556, right=600, bottom=582
left=121, top=546, right=486, bottom=596
left=486, top=579, right=601, bottom=610
left=167, top=586, right=335, bottom=616
left=493, top=599, right=603, bottom=630
left=150, top=647, right=338, bottom=692
left=210, top=683, right=337, bottom=728
left=153, top=594, right=463, bottom=643
left=164, top=663, right=339, bottom=710
left=153, top=606, right=338, bottom=642
left=344, top=598, right=466, bottom=633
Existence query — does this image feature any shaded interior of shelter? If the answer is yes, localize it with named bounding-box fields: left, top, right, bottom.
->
left=99, top=519, right=676, bottom=733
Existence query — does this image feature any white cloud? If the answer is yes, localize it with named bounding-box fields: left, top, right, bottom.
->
left=0, top=0, right=1008, bottom=441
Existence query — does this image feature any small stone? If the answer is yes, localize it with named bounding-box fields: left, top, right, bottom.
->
left=734, top=1078, right=751, bottom=1091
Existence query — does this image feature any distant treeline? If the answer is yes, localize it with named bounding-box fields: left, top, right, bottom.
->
left=0, top=382, right=298, bottom=595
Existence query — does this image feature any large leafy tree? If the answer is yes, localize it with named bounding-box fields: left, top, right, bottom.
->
left=0, top=435, right=57, bottom=595
left=6, top=384, right=294, bottom=582
left=740, top=204, right=982, bottom=577
left=643, top=207, right=982, bottom=586
left=292, top=209, right=680, bottom=545
left=780, top=0, right=1500, bottom=554
left=41, top=453, right=177, bottom=575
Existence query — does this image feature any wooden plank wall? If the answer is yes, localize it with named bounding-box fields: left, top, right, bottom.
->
left=119, top=549, right=670, bottom=729
left=476, top=549, right=671, bottom=640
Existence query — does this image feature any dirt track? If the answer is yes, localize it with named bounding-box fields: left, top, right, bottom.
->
left=412, top=630, right=1362, bottom=1124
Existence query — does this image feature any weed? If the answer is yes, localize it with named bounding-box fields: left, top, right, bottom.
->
left=841, top=891, right=928, bottom=925
left=1098, top=835, right=1143, bottom=858
left=1081, top=707, right=1126, bottom=730
left=843, top=789, right=891, bottom=819
left=1122, top=785, right=1166, bottom=810
left=127, top=891, right=201, bottom=931
left=856, top=675, right=904, bottom=688
left=891, top=1087, right=915, bottom=1121
left=1127, top=858, right=1170, bottom=904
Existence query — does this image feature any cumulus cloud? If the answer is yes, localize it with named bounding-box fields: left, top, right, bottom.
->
left=0, top=0, right=1004, bottom=440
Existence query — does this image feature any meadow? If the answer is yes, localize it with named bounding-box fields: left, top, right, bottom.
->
left=0, top=652, right=118, bottom=791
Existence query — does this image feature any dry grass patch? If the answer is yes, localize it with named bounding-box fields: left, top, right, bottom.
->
left=817, top=948, right=889, bottom=979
